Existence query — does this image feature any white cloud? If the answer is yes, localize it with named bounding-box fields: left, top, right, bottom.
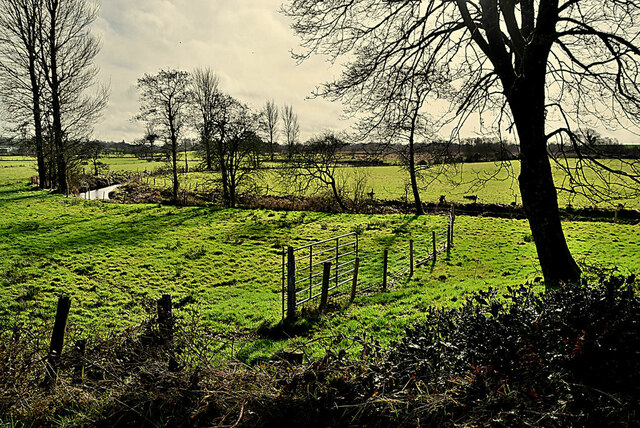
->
left=92, top=0, right=347, bottom=143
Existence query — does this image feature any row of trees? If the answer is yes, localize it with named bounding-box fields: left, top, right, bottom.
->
left=136, top=68, right=277, bottom=207
left=0, top=0, right=107, bottom=193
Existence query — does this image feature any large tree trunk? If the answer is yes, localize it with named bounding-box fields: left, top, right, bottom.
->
left=408, top=106, right=423, bottom=215
left=169, top=125, right=179, bottom=202
left=508, top=79, right=581, bottom=288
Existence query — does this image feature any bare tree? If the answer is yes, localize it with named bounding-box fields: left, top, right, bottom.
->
left=191, top=67, right=218, bottom=171
left=260, top=99, right=279, bottom=161
left=0, top=0, right=47, bottom=187
left=281, top=104, right=299, bottom=158
left=284, top=0, right=640, bottom=286
left=136, top=69, right=191, bottom=202
left=210, top=94, right=263, bottom=207
left=286, top=132, right=348, bottom=211
left=39, top=0, right=107, bottom=194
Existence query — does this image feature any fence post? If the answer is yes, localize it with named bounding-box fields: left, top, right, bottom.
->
left=447, top=223, right=451, bottom=258
left=46, top=295, right=71, bottom=383
left=320, top=261, right=331, bottom=311
left=157, top=294, right=174, bottom=344
left=287, top=246, right=296, bottom=321
left=383, top=249, right=389, bottom=291
left=350, top=257, right=360, bottom=302
left=409, top=239, right=414, bottom=277
left=73, top=339, right=86, bottom=383
left=451, top=205, right=456, bottom=245
left=432, top=231, right=437, bottom=263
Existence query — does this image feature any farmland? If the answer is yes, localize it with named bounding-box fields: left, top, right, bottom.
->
left=2, top=177, right=638, bottom=361
left=2, top=154, right=638, bottom=209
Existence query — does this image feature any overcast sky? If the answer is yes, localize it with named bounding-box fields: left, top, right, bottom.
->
left=93, top=0, right=638, bottom=144
left=93, top=0, right=346, bottom=143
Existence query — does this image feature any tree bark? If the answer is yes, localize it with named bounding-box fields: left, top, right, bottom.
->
left=408, top=104, right=424, bottom=215
left=508, top=79, right=581, bottom=287
left=48, top=1, right=66, bottom=194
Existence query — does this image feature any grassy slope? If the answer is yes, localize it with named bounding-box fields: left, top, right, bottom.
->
left=1, top=181, right=638, bottom=360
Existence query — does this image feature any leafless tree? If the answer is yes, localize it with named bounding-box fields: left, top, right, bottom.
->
left=286, top=132, right=349, bottom=211
left=282, top=104, right=299, bottom=158
left=260, top=99, right=280, bottom=161
left=191, top=67, right=219, bottom=171
left=284, top=0, right=640, bottom=287
left=137, top=69, right=191, bottom=202
left=39, top=0, right=107, bottom=194
left=210, top=94, right=264, bottom=207
left=0, top=0, right=47, bottom=187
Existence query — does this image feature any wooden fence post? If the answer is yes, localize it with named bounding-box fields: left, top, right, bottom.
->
left=409, top=239, right=414, bottom=277
left=451, top=205, right=456, bottom=244
left=432, top=231, right=437, bottom=263
left=46, top=295, right=71, bottom=382
left=320, top=262, right=331, bottom=311
left=350, top=257, right=360, bottom=302
left=287, top=246, right=296, bottom=321
left=383, top=249, right=389, bottom=291
left=157, top=294, right=174, bottom=343
left=447, top=223, right=451, bottom=258
left=73, top=339, right=86, bottom=383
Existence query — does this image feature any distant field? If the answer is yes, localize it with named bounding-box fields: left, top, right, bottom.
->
left=1, top=183, right=638, bottom=360
left=1, top=154, right=638, bottom=209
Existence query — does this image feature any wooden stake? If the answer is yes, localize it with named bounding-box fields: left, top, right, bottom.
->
left=320, top=261, right=331, bottom=311
left=409, top=239, right=414, bottom=277
left=287, top=246, right=296, bottom=321
left=432, top=231, right=437, bottom=263
left=46, top=296, right=71, bottom=382
left=383, top=249, right=389, bottom=291
left=350, top=257, right=360, bottom=302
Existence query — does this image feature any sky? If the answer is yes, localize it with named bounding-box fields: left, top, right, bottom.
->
left=92, top=0, right=638, bottom=144
left=93, top=0, right=346, bottom=143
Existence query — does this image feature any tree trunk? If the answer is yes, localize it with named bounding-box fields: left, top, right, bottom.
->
left=330, top=179, right=346, bottom=211
left=408, top=106, right=424, bottom=215
left=508, top=80, right=581, bottom=288
left=49, top=10, right=66, bottom=194
left=170, top=126, right=179, bottom=202
left=28, top=58, right=46, bottom=189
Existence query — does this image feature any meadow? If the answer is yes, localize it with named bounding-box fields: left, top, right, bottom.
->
left=1, top=177, right=638, bottom=361
left=3, top=154, right=638, bottom=209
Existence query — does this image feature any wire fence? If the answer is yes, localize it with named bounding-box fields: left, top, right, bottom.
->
left=281, top=207, right=456, bottom=319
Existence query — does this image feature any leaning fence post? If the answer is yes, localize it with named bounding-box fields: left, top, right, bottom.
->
left=409, top=239, right=414, bottom=277
left=383, top=249, right=389, bottom=291
left=432, top=231, right=437, bottom=263
left=350, top=257, right=360, bottom=302
left=287, top=246, right=296, bottom=321
left=320, top=261, right=331, bottom=311
left=46, top=295, right=71, bottom=383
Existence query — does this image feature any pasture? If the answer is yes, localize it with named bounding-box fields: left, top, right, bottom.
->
left=1, top=180, right=638, bottom=361
left=2, top=154, right=637, bottom=209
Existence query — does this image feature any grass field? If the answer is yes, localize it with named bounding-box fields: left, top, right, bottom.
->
left=2, top=181, right=638, bottom=361
left=3, top=154, right=638, bottom=209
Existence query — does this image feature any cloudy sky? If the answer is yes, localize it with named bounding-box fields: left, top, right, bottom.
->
left=93, top=0, right=346, bottom=143
left=93, top=0, right=638, bottom=144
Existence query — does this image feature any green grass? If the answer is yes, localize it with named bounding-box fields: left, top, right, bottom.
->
left=3, top=154, right=638, bottom=209
left=1, top=182, right=638, bottom=361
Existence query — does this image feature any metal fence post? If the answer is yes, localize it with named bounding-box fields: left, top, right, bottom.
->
left=287, top=246, right=296, bottom=321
